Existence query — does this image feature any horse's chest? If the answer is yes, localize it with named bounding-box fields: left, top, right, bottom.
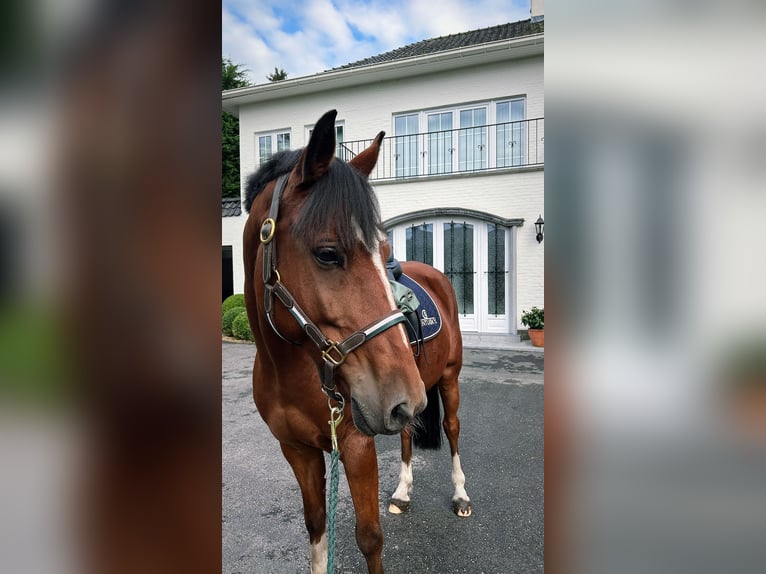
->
left=254, top=395, right=324, bottom=447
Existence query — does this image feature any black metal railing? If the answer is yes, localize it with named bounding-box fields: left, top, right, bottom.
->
left=339, top=117, right=543, bottom=181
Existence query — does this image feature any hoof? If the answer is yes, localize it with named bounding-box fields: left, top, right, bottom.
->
left=388, top=498, right=410, bottom=514
left=452, top=498, right=472, bottom=517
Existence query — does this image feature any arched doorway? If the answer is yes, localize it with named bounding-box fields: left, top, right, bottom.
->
left=384, top=209, right=523, bottom=335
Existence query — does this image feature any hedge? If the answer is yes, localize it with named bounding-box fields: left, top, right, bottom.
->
left=222, top=293, right=246, bottom=314
left=232, top=311, right=254, bottom=341
left=222, top=306, right=246, bottom=336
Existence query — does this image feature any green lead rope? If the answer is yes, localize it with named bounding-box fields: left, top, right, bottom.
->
left=327, top=404, right=343, bottom=574
left=327, top=448, right=340, bottom=574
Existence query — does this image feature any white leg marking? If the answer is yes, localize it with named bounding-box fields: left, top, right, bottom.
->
left=388, top=460, right=413, bottom=514
left=452, top=454, right=470, bottom=502
left=310, top=532, right=328, bottom=574
left=392, top=461, right=413, bottom=500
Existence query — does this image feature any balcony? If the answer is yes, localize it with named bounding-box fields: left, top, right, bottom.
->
left=339, top=117, right=543, bottom=182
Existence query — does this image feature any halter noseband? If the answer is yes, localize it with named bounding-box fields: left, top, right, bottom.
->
left=259, top=174, right=407, bottom=408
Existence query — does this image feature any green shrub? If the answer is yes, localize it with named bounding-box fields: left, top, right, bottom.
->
left=222, top=306, right=246, bottom=336
left=222, top=293, right=246, bottom=314
left=232, top=311, right=253, bottom=341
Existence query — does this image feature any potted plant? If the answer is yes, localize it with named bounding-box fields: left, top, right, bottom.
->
left=521, top=307, right=544, bottom=347
left=719, top=338, right=766, bottom=437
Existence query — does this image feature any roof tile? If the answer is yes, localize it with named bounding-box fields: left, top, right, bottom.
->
left=335, top=19, right=543, bottom=70
left=222, top=198, right=242, bottom=217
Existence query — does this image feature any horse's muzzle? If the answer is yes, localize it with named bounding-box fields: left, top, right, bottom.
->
left=350, top=398, right=378, bottom=436
left=351, top=392, right=426, bottom=436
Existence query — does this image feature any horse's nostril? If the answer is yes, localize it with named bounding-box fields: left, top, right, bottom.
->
left=390, top=402, right=414, bottom=429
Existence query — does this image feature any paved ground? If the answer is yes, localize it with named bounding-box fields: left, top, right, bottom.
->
left=222, top=342, right=543, bottom=573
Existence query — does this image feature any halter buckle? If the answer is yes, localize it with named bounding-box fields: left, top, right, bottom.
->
left=260, top=218, right=277, bottom=244
left=322, top=342, right=346, bottom=366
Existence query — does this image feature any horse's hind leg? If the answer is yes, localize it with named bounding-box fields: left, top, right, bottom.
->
left=280, top=444, right=328, bottom=574
left=439, top=372, right=472, bottom=517
left=388, top=427, right=413, bottom=514
left=341, top=434, right=385, bottom=574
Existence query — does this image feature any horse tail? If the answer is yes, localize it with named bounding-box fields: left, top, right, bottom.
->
left=412, top=385, right=442, bottom=450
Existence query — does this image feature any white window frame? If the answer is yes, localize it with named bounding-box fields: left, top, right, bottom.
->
left=495, top=98, right=526, bottom=167
left=388, top=218, right=514, bottom=334
left=255, top=129, right=291, bottom=167
left=392, top=97, right=527, bottom=176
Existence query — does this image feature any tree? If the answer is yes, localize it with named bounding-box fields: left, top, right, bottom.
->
left=222, top=57, right=250, bottom=90
left=222, top=58, right=250, bottom=198
left=267, top=67, right=288, bottom=82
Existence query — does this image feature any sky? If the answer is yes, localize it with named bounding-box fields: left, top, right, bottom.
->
left=222, top=0, right=531, bottom=86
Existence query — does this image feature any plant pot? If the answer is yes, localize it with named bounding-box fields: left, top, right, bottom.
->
left=528, top=329, right=544, bottom=347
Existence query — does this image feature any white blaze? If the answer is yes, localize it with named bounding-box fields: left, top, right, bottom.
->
left=369, top=231, right=410, bottom=348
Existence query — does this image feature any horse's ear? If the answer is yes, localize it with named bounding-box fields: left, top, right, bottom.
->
left=295, top=109, right=337, bottom=188
left=349, top=131, right=385, bottom=178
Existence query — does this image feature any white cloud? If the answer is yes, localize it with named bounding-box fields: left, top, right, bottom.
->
left=222, top=0, right=532, bottom=86
left=222, top=7, right=279, bottom=83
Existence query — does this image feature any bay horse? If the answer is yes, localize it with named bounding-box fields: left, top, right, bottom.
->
left=243, top=109, right=471, bottom=574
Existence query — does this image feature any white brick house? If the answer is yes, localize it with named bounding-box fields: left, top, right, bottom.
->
left=222, top=19, right=544, bottom=348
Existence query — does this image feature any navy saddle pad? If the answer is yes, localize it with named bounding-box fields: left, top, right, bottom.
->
left=397, top=273, right=442, bottom=345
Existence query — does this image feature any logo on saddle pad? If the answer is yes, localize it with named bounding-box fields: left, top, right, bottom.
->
left=420, top=309, right=437, bottom=327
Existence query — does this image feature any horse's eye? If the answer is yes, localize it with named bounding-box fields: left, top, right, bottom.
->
left=314, top=247, right=343, bottom=268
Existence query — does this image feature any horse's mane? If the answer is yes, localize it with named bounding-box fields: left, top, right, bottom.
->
left=244, top=149, right=301, bottom=212
left=244, top=149, right=383, bottom=252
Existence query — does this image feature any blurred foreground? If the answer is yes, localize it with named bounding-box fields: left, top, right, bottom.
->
left=1, top=1, right=220, bottom=573
left=546, top=1, right=766, bottom=572
left=2, top=1, right=766, bottom=573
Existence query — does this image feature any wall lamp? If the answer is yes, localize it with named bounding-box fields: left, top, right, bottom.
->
left=535, top=215, right=544, bottom=244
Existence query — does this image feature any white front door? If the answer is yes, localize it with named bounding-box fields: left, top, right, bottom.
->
left=389, top=218, right=513, bottom=334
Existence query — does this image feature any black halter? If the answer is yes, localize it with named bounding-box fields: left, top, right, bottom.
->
left=259, top=175, right=407, bottom=407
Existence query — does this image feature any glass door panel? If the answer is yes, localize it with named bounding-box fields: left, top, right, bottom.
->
left=427, top=112, right=453, bottom=174
left=458, top=108, right=487, bottom=172
left=395, top=114, right=419, bottom=178
left=443, top=222, right=474, bottom=315
left=487, top=224, right=506, bottom=315
left=406, top=223, right=433, bottom=265
left=496, top=100, right=525, bottom=167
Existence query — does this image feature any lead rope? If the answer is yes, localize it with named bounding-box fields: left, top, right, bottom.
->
left=327, top=400, right=344, bottom=574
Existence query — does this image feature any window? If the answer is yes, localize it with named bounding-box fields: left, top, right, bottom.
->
left=394, top=114, right=419, bottom=178
left=257, top=130, right=291, bottom=166
left=393, top=98, right=526, bottom=177
left=487, top=224, right=506, bottom=315
left=496, top=99, right=525, bottom=167
left=444, top=222, right=475, bottom=314
left=459, top=107, right=487, bottom=172
left=334, top=125, right=346, bottom=160
left=428, top=112, right=452, bottom=175
left=406, top=222, right=432, bottom=265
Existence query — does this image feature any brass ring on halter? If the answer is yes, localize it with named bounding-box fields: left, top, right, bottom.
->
left=260, top=218, right=276, bottom=244
left=273, top=269, right=281, bottom=283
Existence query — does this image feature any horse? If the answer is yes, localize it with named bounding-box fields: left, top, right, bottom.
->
left=243, top=109, right=472, bottom=574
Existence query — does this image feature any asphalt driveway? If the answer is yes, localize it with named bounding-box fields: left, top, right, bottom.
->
left=222, top=342, right=544, bottom=573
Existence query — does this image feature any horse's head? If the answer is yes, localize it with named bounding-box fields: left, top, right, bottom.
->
left=246, top=109, right=426, bottom=436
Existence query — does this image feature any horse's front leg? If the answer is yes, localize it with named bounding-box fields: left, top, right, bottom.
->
left=280, top=444, right=328, bottom=574
left=341, top=434, right=384, bottom=574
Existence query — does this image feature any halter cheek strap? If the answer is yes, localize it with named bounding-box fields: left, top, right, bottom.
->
left=260, top=175, right=407, bottom=406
